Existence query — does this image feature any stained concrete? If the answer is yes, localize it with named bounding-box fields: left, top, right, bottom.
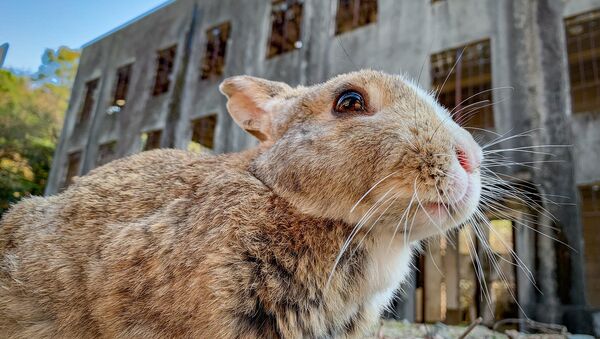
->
left=46, top=0, right=600, bottom=191
left=46, top=0, right=600, bottom=334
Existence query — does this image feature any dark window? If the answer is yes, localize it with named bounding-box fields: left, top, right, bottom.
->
left=111, top=64, right=132, bottom=111
left=267, top=0, right=303, bottom=58
left=415, top=253, right=426, bottom=323
left=431, top=39, right=494, bottom=130
left=201, top=22, right=231, bottom=80
left=335, top=0, right=378, bottom=35
left=581, top=184, right=600, bottom=214
left=565, top=10, right=600, bottom=114
left=579, top=184, right=600, bottom=307
left=64, top=151, right=81, bottom=188
left=141, top=130, right=162, bottom=151
left=78, top=79, right=99, bottom=123
left=189, top=115, right=217, bottom=151
left=97, top=141, right=118, bottom=167
left=152, top=45, right=177, bottom=96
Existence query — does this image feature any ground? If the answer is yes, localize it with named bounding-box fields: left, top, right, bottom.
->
left=366, top=320, right=508, bottom=339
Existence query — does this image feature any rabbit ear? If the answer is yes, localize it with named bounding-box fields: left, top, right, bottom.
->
left=219, top=76, right=291, bottom=143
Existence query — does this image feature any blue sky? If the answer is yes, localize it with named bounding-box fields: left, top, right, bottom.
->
left=1, top=0, right=171, bottom=72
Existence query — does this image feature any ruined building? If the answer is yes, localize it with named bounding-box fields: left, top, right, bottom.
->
left=47, top=0, right=600, bottom=334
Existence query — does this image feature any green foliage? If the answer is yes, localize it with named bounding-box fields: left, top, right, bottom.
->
left=32, top=46, right=79, bottom=86
left=0, top=47, right=79, bottom=215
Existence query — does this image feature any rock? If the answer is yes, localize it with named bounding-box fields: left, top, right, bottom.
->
left=364, top=320, right=508, bottom=339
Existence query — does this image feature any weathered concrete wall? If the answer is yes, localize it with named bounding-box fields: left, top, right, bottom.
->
left=46, top=0, right=196, bottom=193
left=47, top=0, right=600, bottom=192
left=535, top=0, right=587, bottom=331
left=564, top=0, right=600, bottom=186
left=46, top=0, right=600, bottom=333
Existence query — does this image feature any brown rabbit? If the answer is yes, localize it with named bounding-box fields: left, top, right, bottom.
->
left=0, top=70, right=482, bottom=338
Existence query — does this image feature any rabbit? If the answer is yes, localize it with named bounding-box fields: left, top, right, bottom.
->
left=0, top=70, right=482, bottom=338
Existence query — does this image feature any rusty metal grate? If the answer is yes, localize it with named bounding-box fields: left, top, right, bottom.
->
left=267, top=0, right=303, bottom=58
left=142, top=130, right=162, bottom=151
left=430, top=39, right=494, bottom=130
left=152, top=45, right=177, bottom=96
left=190, top=115, right=217, bottom=150
left=201, top=22, right=231, bottom=80
left=78, top=78, right=99, bottom=124
left=565, top=10, right=600, bottom=114
left=63, top=151, right=81, bottom=189
left=578, top=183, right=600, bottom=312
left=112, top=64, right=132, bottom=109
left=335, top=0, right=378, bottom=35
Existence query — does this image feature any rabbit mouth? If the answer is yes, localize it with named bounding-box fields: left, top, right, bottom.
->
left=422, top=174, right=480, bottom=226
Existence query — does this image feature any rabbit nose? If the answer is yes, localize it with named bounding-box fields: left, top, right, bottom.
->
left=456, top=148, right=470, bottom=172
left=455, top=146, right=480, bottom=173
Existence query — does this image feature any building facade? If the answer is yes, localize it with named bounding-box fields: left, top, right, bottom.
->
left=47, top=0, right=600, bottom=334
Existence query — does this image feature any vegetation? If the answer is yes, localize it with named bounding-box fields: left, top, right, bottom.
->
left=0, top=47, right=79, bottom=214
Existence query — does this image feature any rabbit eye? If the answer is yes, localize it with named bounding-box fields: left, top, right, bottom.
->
left=334, top=90, right=366, bottom=114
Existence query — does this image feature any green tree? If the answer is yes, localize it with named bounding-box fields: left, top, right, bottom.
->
left=33, top=47, right=79, bottom=86
left=0, top=46, right=79, bottom=214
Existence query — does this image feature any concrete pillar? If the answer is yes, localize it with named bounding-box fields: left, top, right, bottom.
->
left=514, top=209, right=537, bottom=324
left=424, top=241, right=443, bottom=322
left=443, top=233, right=460, bottom=324
left=165, top=4, right=198, bottom=149
left=505, top=0, right=589, bottom=333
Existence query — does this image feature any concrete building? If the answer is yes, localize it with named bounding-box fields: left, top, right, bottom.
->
left=47, top=0, right=600, bottom=334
